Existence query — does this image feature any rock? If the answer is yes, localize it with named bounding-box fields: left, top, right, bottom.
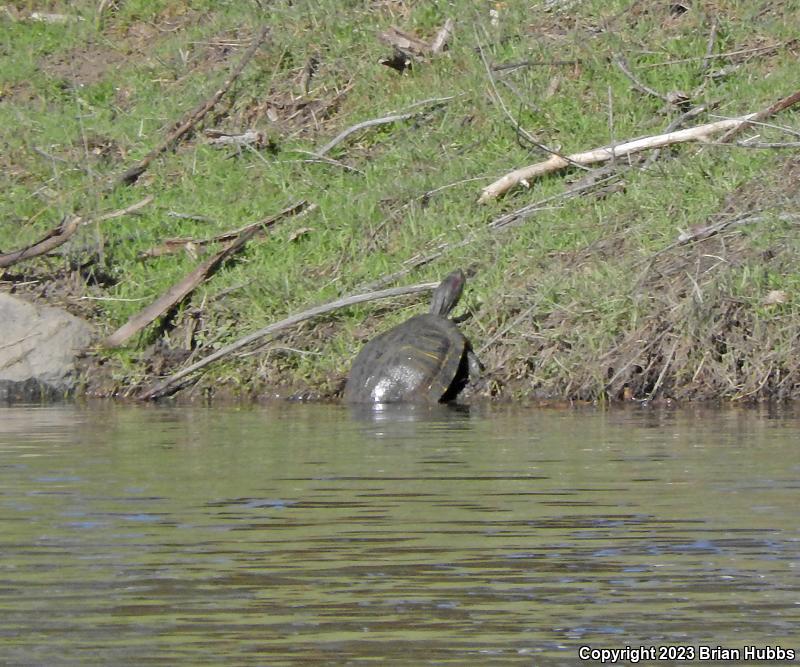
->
left=0, top=293, right=94, bottom=402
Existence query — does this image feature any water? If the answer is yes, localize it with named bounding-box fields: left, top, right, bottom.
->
left=0, top=403, right=798, bottom=665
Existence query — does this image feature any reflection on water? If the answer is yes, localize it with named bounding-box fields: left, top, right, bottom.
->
left=0, top=403, right=798, bottom=665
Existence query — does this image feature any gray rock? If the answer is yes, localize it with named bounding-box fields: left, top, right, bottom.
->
left=0, top=293, right=94, bottom=402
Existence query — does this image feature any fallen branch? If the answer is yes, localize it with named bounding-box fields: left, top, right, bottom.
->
left=479, top=89, right=800, bottom=202
left=718, top=89, right=800, bottom=143
left=138, top=200, right=309, bottom=259
left=104, top=226, right=259, bottom=348
left=0, top=196, right=153, bottom=268
left=701, top=17, right=719, bottom=72
left=479, top=117, right=753, bottom=202
left=92, top=195, right=155, bottom=224
left=116, top=26, right=269, bottom=186
left=0, top=216, right=81, bottom=268
left=138, top=280, right=438, bottom=400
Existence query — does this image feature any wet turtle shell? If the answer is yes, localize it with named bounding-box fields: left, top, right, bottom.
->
left=344, top=269, right=479, bottom=404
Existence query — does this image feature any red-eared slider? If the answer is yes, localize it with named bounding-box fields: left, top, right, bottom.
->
left=344, top=269, right=481, bottom=403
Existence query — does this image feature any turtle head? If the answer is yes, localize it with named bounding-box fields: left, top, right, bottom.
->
left=429, top=269, right=465, bottom=317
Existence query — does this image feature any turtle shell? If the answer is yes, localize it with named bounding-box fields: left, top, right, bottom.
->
left=343, top=313, right=470, bottom=403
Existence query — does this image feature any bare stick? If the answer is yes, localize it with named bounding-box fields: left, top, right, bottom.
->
left=116, top=26, right=269, bottom=186
left=139, top=200, right=309, bottom=259
left=478, top=88, right=800, bottom=202
left=138, top=281, right=439, bottom=400
left=613, top=54, right=671, bottom=104
left=491, top=58, right=580, bottom=72
left=91, top=195, right=155, bottom=224
left=0, top=195, right=153, bottom=268
left=701, top=17, right=719, bottom=72
left=104, top=226, right=260, bottom=348
left=479, top=115, right=759, bottom=201
left=717, top=89, right=800, bottom=144
left=0, top=216, right=81, bottom=268
left=27, top=11, right=81, bottom=23
left=728, top=118, right=800, bottom=139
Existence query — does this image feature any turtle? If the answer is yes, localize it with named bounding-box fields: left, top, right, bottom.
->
left=343, top=269, right=481, bottom=403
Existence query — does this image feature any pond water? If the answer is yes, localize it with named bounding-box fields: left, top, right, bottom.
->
left=0, top=403, right=798, bottom=665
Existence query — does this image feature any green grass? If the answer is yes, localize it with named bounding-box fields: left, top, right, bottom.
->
left=2, top=0, right=800, bottom=400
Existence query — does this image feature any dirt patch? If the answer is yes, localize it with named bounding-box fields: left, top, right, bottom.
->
left=0, top=80, right=40, bottom=105
left=41, top=41, right=127, bottom=89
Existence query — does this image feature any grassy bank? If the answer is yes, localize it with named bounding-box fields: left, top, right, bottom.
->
left=2, top=0, right=799, bottom=402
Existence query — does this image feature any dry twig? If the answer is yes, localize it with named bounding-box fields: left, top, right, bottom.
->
left=701, top=17, right=719, bottom=72
left=104, top=226, right=259, bottom=348
left=717, top=90, right=800, bottom=144
left=0, top=216, right=81, bottom=268
left=491, top=58, right=581, bottom=72
left=613, top=54, right=672, bottom=104
left=479, top=116, right=753, bottom=201
left=27, top=11, right=82, bottom=23
left=92, top=195, right=155, bottom=224
left=479, top=89, right=800, bottom=202
left=138, top=200, right=310, bottom=259
left=0, top=196, right=153, bottom=269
